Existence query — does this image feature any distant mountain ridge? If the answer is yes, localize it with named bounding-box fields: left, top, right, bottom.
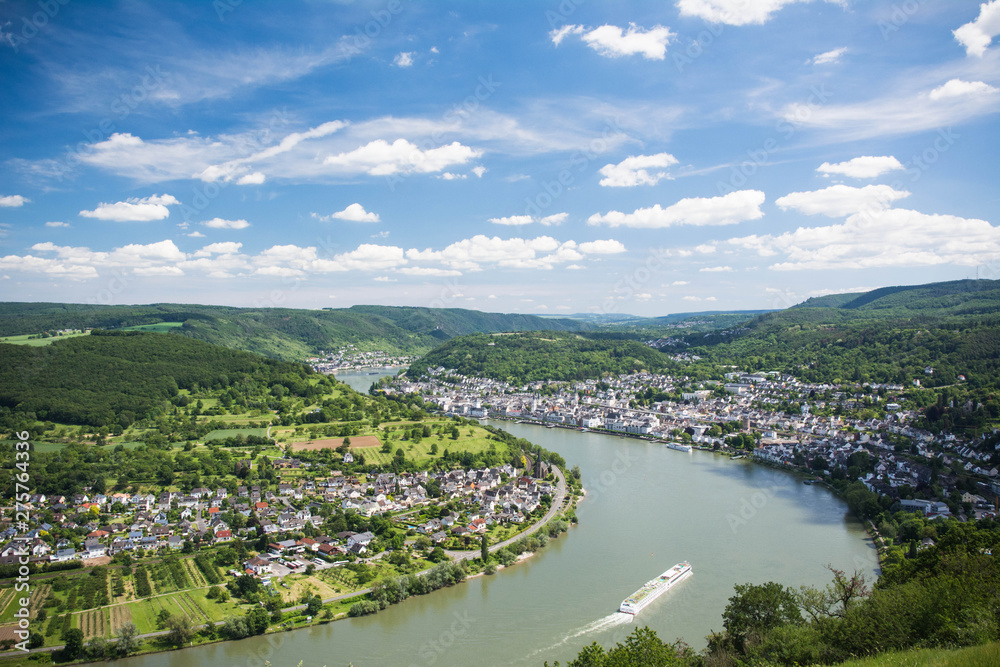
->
left=0, top=302, right=590, bottom=360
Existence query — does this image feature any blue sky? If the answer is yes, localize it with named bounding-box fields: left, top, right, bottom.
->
left=1, top=0, right=998, bottom=317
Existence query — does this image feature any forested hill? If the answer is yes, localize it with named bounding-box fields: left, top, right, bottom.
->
left=684, top=279, right=1000, bottom=390
left=790, top=279, right=1000, bottom=314
left=405, top=331, right=680, bottom=383
left=0, top=303, right=589, bottom=360
left=0, top=331, right=314, bottom=428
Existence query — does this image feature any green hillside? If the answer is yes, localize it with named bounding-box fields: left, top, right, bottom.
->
left=687, top=280, right=1000, bottom=390
left=0, top=330, right=312, bottom=428
left=406, top=331, right=679, bottom=383
left=0, top=303, right=589, bottom=360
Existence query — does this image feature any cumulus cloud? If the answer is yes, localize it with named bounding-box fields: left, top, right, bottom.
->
left=676, top=0, right=842, bottom=26
left=193, top=242, right=243, bottom=257
left=237, top=172, right=266, bottom=185
left=598, top=153, right=679, bottom=187
left=928, top=78, right=999, bottom=100
left=0, top=195, right=29, bottom=207
left=315, top=203, right=380, bottom=223
left=729, top=208, right=1000, bottom=271
left=489, top=215, right=533, bottom=226
left=816, top=156, right=904, bottom=179
left=323, top=139, right=482, bottom=176
left=489, top=213, right=567, bottom=226
left=588, top=190, right=765, bottom=228
left=811, top=47, right=847, bottom=65
left=550, top=23, right=674, bottom=60
left=776, top=184, right=910, bottom=217
left=45, top=221, right=70, bottom=228
left=473, top=166, right=487, bottom=178
left=700, top=265, right=733, bottom=272
left=954, top=1, right=1000, bottom=57
left=405, top=235, right=614, bottom=271
left=578, top=239, right=627, bottom=254
left=393, top=52, right=414, bottom=67
left=79, top=194, right=180, bottom=222
left=202, top=217, right=251, bottom=229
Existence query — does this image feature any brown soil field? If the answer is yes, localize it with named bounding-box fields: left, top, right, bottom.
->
left=289, top=435, right=382, bottom=451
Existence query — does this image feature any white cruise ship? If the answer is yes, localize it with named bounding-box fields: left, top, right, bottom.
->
left=619, top=562, right=692, bottom=615
left=666, top=442, right=693, bottom=453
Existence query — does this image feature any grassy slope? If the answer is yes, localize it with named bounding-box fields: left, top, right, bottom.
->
left=835, top=642, right=1000, bottom=667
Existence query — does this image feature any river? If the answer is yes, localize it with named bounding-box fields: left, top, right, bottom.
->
left=109, top=419, right=878, bottom=667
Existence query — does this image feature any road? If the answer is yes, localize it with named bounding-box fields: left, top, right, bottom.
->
left=11, top=466, right=571, bottom=657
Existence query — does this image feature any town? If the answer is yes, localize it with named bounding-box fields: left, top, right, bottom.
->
left=385, top=367, right=1000, bottom=522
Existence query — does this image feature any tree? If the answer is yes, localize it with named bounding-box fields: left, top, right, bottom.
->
left=246, top=606, right=270, bottom=635
left=722, top=581, right=802, bottom=651
left=62, top=628, right=85, bottom=660
left=306, top=595, right=323, bottom=616
left=115, top=621, right=140, bottom=656
left=165, top=614, right=194, bottom=647
left=481, top=534, right=490, bottom=563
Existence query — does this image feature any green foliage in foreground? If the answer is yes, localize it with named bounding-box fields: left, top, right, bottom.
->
left=555, top=519, right=1000, bottom=666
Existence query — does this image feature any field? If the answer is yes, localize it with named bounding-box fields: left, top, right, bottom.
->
left=123, top=322, right=184, bottom=333
left=203, top=427, right=268, bottom=441
left=0, top=331, right=89, bottom=346
left=289, top=435, right=382, bottom=451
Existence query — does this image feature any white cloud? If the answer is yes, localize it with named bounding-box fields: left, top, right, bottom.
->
left=397, top=267, right=463, bottom=277
left=730, top=208, right=1000, bottom=271
left=318, top=203, right=380, bottom=223
left=407, top=235, right=590, bottom=271
left=700, top=265, right=733, bottom=272
left=473, top=166, right=487, bottom=178
left=588, top=190, right=765, bottom=228
left=489, top=213, right=567, bottom=226
left=928, top=78, right=999, bottom=100
left=438, top=172, right=467, bottom=180
left=550, top=23, right=674, bottom=60
left=0, top=195, right=29, bottom=207
left=676, top=0, right=842, bottom=26
left=671, top=280, right=689, bottom=286
left=578, top=239, right=627, bottom=254
left=393, top=52, right=414, bottom=67
left=374, top=276, right=397, bottom=282
left=187, top=231, right=206, bottom=238
left=237, top=172, right=266, bottom=185
left=489, top=215, right=534, bottom=226
left=816, top=156, right=904, bottom=179
left=200, top=120, right=347, bottom=183
left=811, top=47, right=847, bottom=65
left=954, top=1, right=1000, bottom=57
left=550, top=25, right=586, bottom=46
left=324, top=139, right=482, bottom=176
left=780, top=81, right=1000, bottom=139
left=79, top=194, right=179, bottom=222
left=134, top=266, right=184, bottom=277
left=194, top=242, right=243, bottom=257
left=45, top=221, right=70, bottom=228
left=776, top=184, right=910, bottom=217
left=694, top=243, right=716, bottom=254
left=202, top=217, right=251, bottom=230
left=598, top=152, right=679, bottom=187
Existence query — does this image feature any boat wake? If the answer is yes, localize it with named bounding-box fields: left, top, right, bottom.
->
left=569, top=612, right=634, bottom=638
left=519, top=612, right=633, bottom=663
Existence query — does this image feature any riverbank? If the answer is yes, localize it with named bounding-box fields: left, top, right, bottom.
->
left=1, top=465, right=574, bottom=665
